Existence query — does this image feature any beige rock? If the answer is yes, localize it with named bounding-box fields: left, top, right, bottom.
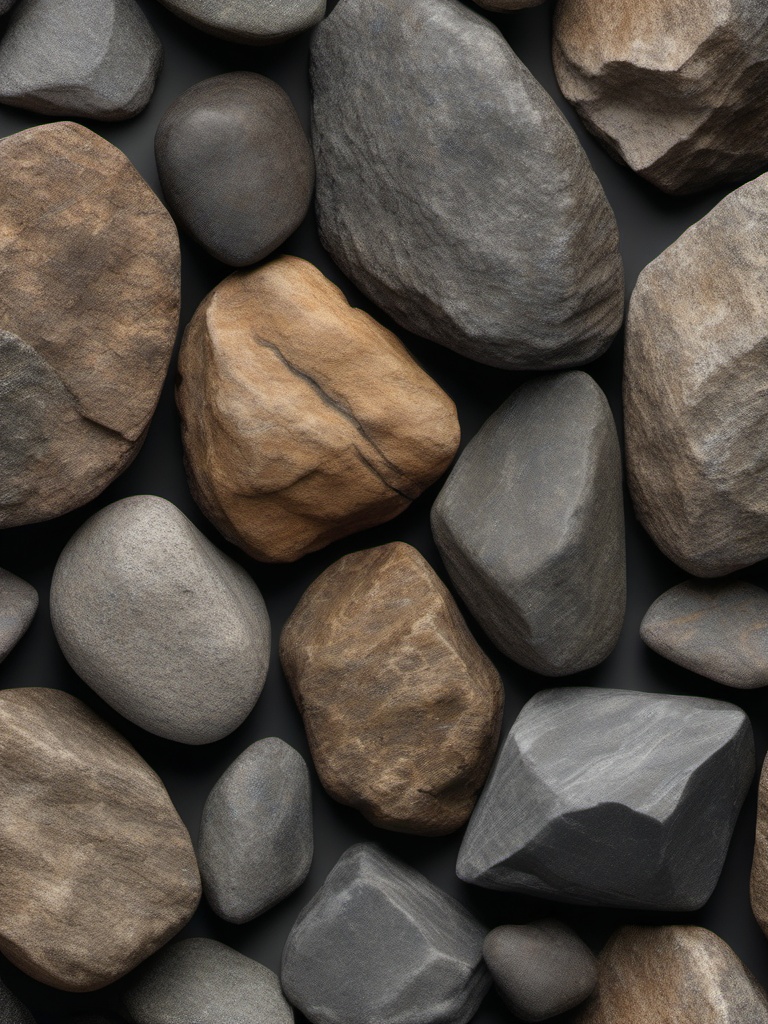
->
left=176, top=256, right=460, bottom=563
left=751, top=753, right=768, bottom=939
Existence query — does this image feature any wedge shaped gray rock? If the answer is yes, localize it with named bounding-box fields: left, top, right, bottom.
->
left=0, top=568, right=37, bottom=663
left=457, top=688, right=754, bottom=909
left=432, top=372, right=625, bottom=675
left=155, top=0, right=325, bottom=43
left=0, top=977, right=34, bottom=1024
left=50, top=496, right=270, bottom=745
left=311, top=0, right=623, bottom=370
left=282, top=844, right=489, bottom=1024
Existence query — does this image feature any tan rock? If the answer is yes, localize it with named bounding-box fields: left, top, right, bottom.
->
left=0, top=688, right=200, bottom=992
left=751, top=753, right=768, bottom=938
left=176, top=256, right=460, bottom=563
left=280, top=542, right=504, bottom=836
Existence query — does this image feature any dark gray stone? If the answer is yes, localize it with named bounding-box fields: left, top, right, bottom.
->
left=155, top=0, right=325, bottom=44
left=199, top=737, right=313, bottom=923
left=431, top=372, right=625, bottom=675
left=0, top=0, right=161, bottom=121
left=281, top=843, right=489, bottom=1024
left=0, top=977, right=34, bottom=1024
left=156, top=73, right=314, bottom=266
left=0, top=0, right=16, bottom=12
left=457, top=687, right=754, bottom=909
left=310, top=0, right=623, bottom=370
left=0, top=568, right=37, bottom=663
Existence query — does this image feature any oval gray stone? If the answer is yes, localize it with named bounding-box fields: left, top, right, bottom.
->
left=0, top=567, right=37, bottom=663
left=155, top=0, right=325, bottom=44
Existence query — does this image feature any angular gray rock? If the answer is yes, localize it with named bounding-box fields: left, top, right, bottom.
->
left=0, top=978, right=34, bottom=1024
left=155, top=0, right=325, bottom=44
left=624, top=172, right=768, bottom=576
left=0, top=0, right=162, bottom=120
left=282, top=844, right=489, bottom=1024
left=156, top=73, right=314, bottom=266
left=432, top=372, right=625, bottom=675
left=198, top=738, right=313, bottom=923
left=0, top=568, right=37, bottom=663
left=311, top=0, right=623, bottom=370
left=50, top=496, right=270, bottom=745
left=641, top=580, right=768, bottom=689
left=457, top=688, right=754, bottom=909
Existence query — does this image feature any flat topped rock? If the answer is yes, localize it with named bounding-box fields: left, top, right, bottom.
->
left=0, top=568, right=37, bottom=663
left=155, top=0, right=325, bottom=44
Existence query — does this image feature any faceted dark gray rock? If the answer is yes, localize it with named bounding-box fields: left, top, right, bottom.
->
left=0, top=568, right=37, bottom=663
left=0, top=977, right=34, bottom=1024
left=431, top=372, right=625, bottom=675
left=281, top=843, right=489, bottom=1024
left=156, top=73, right=314, bottom=266
left=457, top=687, right=754, bottom=909
left=155, top=0, right=325, bottom=44
left=198, top=738, right=313, bottom=923
left=0, top=0, right=161, bottom=120
left=310, top=0, right=623, bottom=370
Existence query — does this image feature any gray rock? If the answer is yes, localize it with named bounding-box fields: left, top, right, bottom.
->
left=457, top=687, right=754, bottom=909
left=0, top=977, right=34, bottom=1024
left=0, top=568, right=37, bottom=663
left=484, top=921, right=597, bottom=1022
left=310, top=0, right=623, bottom=371
left=50, top=495, right=270, bottom=745
left=477, top=0, right=543, bottom=8
left=0, top=0, right=161, bottom=121
left=156, top=73, right=314, bottom=267
left=198, top=737, right=313, bottom=923
left=432, top=372, right=625, bottom=675
left=155, top=0, right=325, bottom=44
left=0, top=0, right=17, bottom=12
left=120, top=937, right=293, bottom=1024
left=281, top=843, right=489, bottom=1024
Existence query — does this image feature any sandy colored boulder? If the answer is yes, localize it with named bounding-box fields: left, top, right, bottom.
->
left=177, top=257, right=460, bottom=563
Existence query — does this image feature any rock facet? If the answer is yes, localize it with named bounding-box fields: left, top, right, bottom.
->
left=0, top=568, right=37, bottom=663
left=155, top=0, right=325, bottom=43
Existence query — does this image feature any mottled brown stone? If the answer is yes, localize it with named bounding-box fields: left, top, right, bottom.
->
left=751, top=753, right=768, bottom=940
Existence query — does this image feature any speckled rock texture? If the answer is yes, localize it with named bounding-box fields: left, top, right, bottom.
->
left=0, top=977, right=34, bottom=1024
left=177, top=257, right=460, bottom=563
left=0, top=122, right=180, bottom=530
left=750, top=753, right=768, bottom=939
left=155, top=0, right=325, bottom=44
left=458, top=687, right=754, bottom=909
left=432, top=372, right=625, bottom=675
left=0, top=0, right=16, bottom=12
left=281, top=843, right=489, bottom=1024
left=625, top=172, right=768, bottom=576
left=0, top=688, right=200, bottom=992
left=50, top=496, right=270, bottom=745
left=280, top=543, right=504, bottom=836
left=0, top=568, right=37, bottom=663
left=311, top=0, right=623, bottom=370
left=477, top=0, right=544, bottom=8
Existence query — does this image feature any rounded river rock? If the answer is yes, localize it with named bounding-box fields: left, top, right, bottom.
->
left=0, top=568, right=37, bottom=663
left=155, top=0, right=325, bottom=44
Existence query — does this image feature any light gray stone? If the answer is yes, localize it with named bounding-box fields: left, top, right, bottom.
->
left=155, top=0, right=325, bottom=44
left=0, top=977, right=34, bottom=1024
left=0, top=568, right=37, bottom=663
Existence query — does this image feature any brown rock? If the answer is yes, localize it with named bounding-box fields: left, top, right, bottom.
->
left=176, top=256, right=460, bottom=563
left=0, top=688, right=200, bottom=992
left=280, top=542, right=504, bottom=836
left=0, top=122, right=180, bottom=529
left=751, top=753, right=768, bottom=939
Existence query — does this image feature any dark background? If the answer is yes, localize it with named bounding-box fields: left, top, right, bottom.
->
left=0, top=0, right=763, bottom=1020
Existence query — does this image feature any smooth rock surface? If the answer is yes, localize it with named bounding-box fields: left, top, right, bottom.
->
left=311, top=0, right=623, bottom=370
left=432, top=372, right=625, bottom=675
left=0, top=122, right=180, bottom=529
left=0, top=977, right=34, bottom=1024
left=751, top=753, right=768, bottom=939
left=0, top=568, right=37, bottom=663
left=281, top=843, right=489, bottom=1024
left=177, top=257, right=460, bottom=563
left=0, top=0, right=161, bottom=120
left=50, top=496, right=270, bottom=745
left=198, top=738, right=313, bottom=923
left=457, top=687, right=754, bottom=909
left=624, top=173, right=768, bottom=576
left=280, top=543, right=503, bottom=835
left=156, top=74, right=314, bottom=266
left=155, top=0, right=325, bottom=43
left=0, top=688, right=200, bottom=991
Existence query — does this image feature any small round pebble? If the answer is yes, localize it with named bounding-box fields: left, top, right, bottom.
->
left=0, top=567, right=37, bottom=663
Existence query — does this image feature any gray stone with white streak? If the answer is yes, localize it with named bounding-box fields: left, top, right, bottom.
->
left=0, top=568, right=37, bottom=663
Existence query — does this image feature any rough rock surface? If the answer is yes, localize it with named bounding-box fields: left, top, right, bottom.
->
left=0, top=688, right=200, bottom=991
left=311, top=0, right=623, bottom=370
left=0, top=0, right=161, bottom=120
left=177, top=257, right=460, bottom=563
left=457, top=687, right=754, bottom=909
left=477, top=0, right=544, bottom=8
left=0, top=122, right=180, bottom=529
left=156, top=74, right=314, bottom=266
left=0, top=568, right=37, bottom=663
left=432, top=372, right=625, bottom=675
left=575, top=926, right=768, bottom=1022
left=280, top=543, right=503, bottom=835
left=750, top=753, right=768, bottom=939
left=198, top=738, right=313, bottom=923
left=50, top=496, right=270, bottom=745
left=281, top=844, right=489, bottom=1024
left=155, top=0, right=324, bottom=43
left=554, top=0, right=768, bottom=195
left=625, top=172, right=768, bottom=576
left=641, top=580, right=768, bottom=688
left=0, top=977, right=34, bottom=1024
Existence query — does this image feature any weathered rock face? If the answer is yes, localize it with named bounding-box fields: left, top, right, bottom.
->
left=554, top=0, right=768, bottom=195
left=0, top=122, right=180, bottom=529
left=177, top=257, right=460, bottom=563
left=0, top=688, right=200, bottom=992
left=624, top=173, right=768, bottom=576
left=575, top=926, right=768, bottom=1023
left=50, top=496, right=271, bottom=746
left=750, top=753, right=768, bottom=939
left=155, top=0, right=325, bottom=43
left=280, top=543, right=504, bottom=836
left=281, top=844, right=489, bottom=1024
left=311, top=0, right=623, bottom=370
left=457, top=687, right=754, bottom=909
left=0, top=568, right=37, bottom=663
left=432, top=372, right=625, bottom=675
left=0, top=977, right=34, bottom=1024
